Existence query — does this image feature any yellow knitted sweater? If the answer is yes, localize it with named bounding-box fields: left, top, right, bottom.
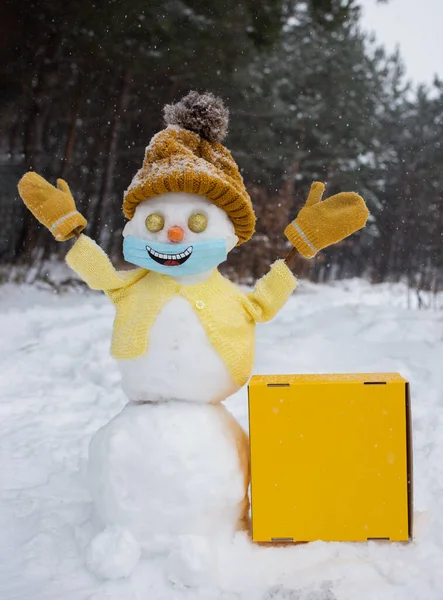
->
left=66, top=235, right=297, bottom=386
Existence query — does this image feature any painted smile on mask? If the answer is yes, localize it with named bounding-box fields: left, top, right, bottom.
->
left=146, top=244, right=193, bottom=267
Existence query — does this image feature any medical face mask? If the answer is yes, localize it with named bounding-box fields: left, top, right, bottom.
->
left=123, top=235, right=228, bottom=277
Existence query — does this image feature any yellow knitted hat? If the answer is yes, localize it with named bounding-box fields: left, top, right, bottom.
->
left=123, top=91, right=256, bottom=245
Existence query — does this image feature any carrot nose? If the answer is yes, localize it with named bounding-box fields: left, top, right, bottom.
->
left=167, top=226, right=184, bottom=243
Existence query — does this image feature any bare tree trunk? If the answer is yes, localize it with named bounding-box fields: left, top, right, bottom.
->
left=7, top=111, right=21, bottom=157
left=91, top=68, right=132, bottom=246
left=15, top=85, right=48, bottom=261
left=59, top=81, right=84, bottom=180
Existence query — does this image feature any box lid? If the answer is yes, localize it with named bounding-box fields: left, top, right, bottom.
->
left=249, top=373, right=408, bottom=387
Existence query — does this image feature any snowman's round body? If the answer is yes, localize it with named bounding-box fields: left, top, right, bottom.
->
left=86, top=193, right=250, bottom=582
left=118, top=294, right=238, bottom=403
left=88, top=401, right=249, bottom=543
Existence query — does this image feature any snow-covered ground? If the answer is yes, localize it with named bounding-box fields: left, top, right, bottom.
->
left=1, top=277, right=443, bottom=600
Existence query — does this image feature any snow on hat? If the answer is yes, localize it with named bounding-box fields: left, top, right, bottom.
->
left=123, top=91, right=256, bottom=245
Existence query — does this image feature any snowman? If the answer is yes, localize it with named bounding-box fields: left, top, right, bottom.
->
left=18, top=91, right=369, bottom=584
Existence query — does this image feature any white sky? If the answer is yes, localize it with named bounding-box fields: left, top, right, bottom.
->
left=362, top=0, right=443, bottom=85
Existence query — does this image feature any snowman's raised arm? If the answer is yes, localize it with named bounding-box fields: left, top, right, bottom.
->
left=17, top=172, right=140, bottom=294
left=66, top=234, right=143, bottom=293
left=244, top=259, right=297, bottom=323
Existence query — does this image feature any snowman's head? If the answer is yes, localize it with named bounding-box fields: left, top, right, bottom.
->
left=121, top=92, right=256, bottom=277
left=122, top=192, right=238, bottom=276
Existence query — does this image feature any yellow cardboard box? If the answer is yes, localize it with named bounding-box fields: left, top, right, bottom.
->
left=248, top=373, right=412, bottom=543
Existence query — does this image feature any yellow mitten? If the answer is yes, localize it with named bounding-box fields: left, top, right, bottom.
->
left=18, top=172, right=87, bottom=241
left=284, top=182, right=369, bottom=258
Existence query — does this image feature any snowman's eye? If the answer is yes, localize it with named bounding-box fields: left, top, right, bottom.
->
left=188, top=213, right=208, bottom=233
left=145, top=213, right=164, bottom=232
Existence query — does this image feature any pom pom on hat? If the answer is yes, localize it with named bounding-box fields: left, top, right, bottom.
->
left=163, top=91, right=229, bottom=143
